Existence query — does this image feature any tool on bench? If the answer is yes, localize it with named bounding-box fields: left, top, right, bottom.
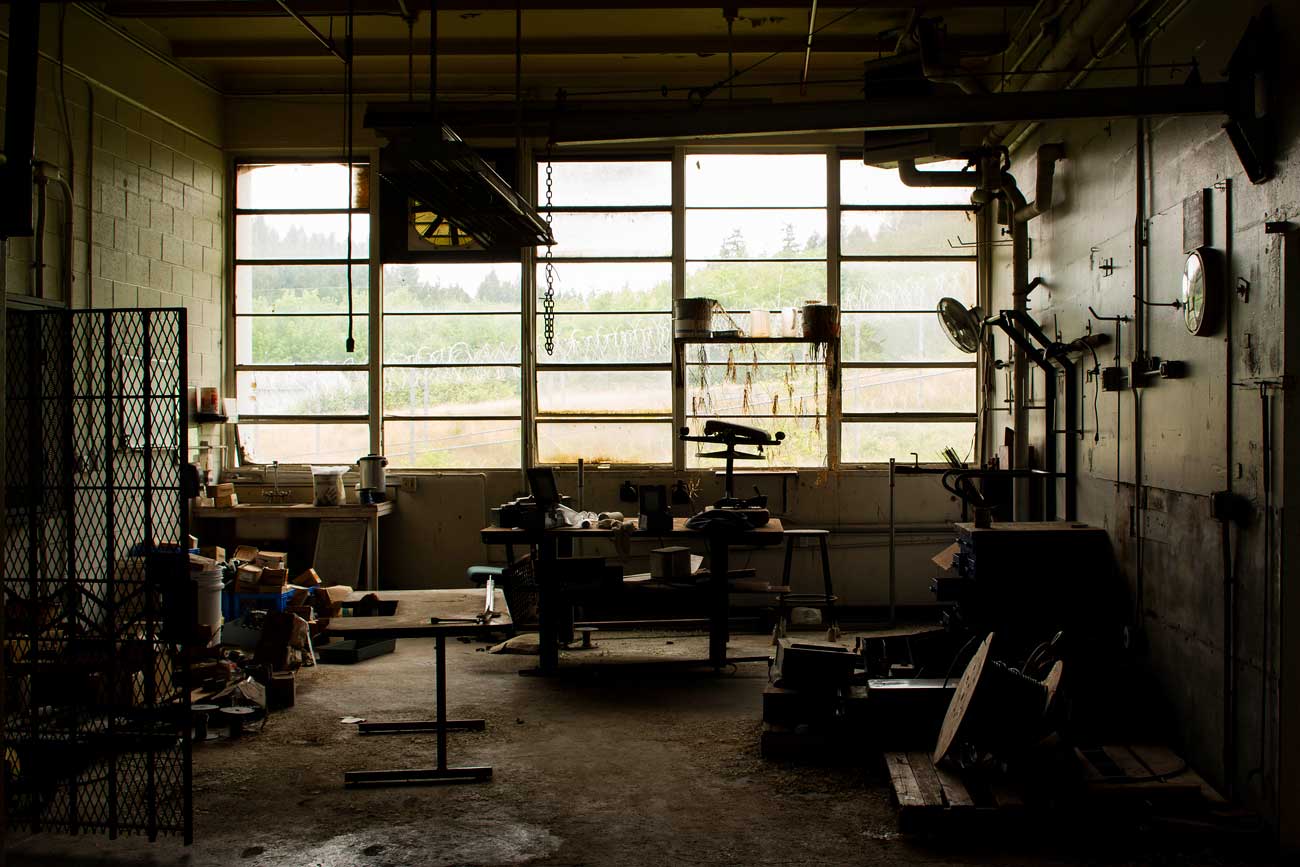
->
left=429, top=576, right=501, bottom=625
left=679, top=420, right=783, bottom=527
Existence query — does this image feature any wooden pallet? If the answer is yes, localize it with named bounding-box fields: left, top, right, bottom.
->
left=1075, top=744, right=1225, bottom=808
left=885, top=752, right=1024, bottom=832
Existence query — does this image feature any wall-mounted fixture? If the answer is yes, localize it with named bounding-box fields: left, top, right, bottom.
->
left=1181, top=247, right=1222, bottom=336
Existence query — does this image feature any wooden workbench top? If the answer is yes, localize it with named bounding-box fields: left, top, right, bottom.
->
left=193, top=501, right=395, bottom=518
left=481, top=516, right=784, bottom=542
left=324, top=588, right=511, bottom=638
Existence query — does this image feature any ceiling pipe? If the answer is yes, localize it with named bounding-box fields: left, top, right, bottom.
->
left=1012, top=141, right=1065, bottom=221
left=914, top=16, right=986, bottom=95
left=897, top=157, right=980, bottom=187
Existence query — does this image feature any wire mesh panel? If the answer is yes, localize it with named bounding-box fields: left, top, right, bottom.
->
left=3, top=308, right=192, bottom=843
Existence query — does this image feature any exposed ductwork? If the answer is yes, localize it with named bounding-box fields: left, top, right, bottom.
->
left=1012, top=142, right=1066, bottom=222
left=914, top=16, right=986, bottom=96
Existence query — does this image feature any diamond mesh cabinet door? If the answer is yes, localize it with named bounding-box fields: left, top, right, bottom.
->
left=3, top=308, right=192, bottom=844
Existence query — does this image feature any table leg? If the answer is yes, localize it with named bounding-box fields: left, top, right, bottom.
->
left=343, top=635, right=492, bottom=786
left=708, top=539, right=730, bottom=669
left=536, top=538, right=560, bottom=675
left=365, top=513, right=380, bottom=591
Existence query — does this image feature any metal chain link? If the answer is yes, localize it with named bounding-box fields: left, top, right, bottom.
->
left=542, top=153, right=556, bottom=356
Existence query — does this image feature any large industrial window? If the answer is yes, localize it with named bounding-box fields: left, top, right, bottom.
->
left=382, top=262, right=523, bottom=468
left=533, top=159, right=674, bottom=465
left=232, top=162, right=371, bottom=464
left=838, top=159, right=978, bottom=464
left=683, top=153, right=830, bottom=467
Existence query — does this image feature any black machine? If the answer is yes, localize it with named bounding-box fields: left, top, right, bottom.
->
left=679, top=420, right=784, bottom=526
left=492, top=467, right=565, bottom=530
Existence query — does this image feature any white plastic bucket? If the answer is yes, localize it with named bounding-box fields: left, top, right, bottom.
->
left=311, top=465, right=349, bottom=506
left=194, top=567, right=224, bottom=639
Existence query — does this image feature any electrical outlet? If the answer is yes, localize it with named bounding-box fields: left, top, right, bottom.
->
left=400, top=476, right=418, bottom=494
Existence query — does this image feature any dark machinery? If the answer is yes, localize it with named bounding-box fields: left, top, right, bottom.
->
left=680, top=421, right=783, bottom=527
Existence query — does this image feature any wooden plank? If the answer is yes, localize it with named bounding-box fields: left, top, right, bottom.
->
left=933, top=763, right=976, bottom=808
left=906, top=752, right=945, bottom=807
left=1129, top=744, right=1226, bottom=804
left=885, top=752, right=925, bottom=809
left=1103, top=745, right=1154, bottom=780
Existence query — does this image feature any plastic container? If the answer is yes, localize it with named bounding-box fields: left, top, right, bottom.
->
left=311, top=465, right=349, bottom=506
left=194, top=566, right=225, bottom=637
left=223, top=586, right=310, bottom=621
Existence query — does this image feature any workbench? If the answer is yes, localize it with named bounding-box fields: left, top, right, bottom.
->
left=192, top=501, right=394, bottom=590
left=481, top=517, right=785, bottom=674
left=324, top=588, right=511, bottom=786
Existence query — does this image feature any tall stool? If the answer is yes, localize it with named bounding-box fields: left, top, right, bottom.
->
left=775, top=529, right=840, bottom=641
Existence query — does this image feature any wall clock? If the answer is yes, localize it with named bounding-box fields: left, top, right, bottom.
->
left=1180, top=247, right=1219, bottom=336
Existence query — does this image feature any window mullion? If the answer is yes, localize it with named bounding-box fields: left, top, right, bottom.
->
left=368, top=148, right=383, bottom=456
left=672, top=145, right=686, bottom=472
left=826, top=148, right=841, bottom=471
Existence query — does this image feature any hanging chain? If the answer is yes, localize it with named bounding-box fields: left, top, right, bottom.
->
left=542, top=151, right=556, bottom=356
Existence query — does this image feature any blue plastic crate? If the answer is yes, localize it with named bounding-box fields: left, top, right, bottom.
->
left=223, top=586, right=312, bottom=621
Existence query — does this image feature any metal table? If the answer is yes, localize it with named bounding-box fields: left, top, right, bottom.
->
left=481, top=517, right=785, bottom=674
left=323, top=588, right=511, bottom=786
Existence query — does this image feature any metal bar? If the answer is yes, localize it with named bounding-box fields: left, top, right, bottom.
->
left=552, top=83, right=1234, bottom=145
left=840, top=204, right=978, bottom=212
left=234, top=258, right=369, bottom=266
left=841, top=361, right=977, bottom=369
left=142, top=311, right=159, bottom=843
left=110, top=1, right=1034, bottom=17
left=381, top=414, right=523, bottom=422
left=235, top=363, right=372, bottom=372
left=841, top=412, right=977, bottom=422
left=233, top=207, right=368, bottom=215
left=840, top=255, right=977, bottom=262
left=359, top=719, right=486, bottom=733
left=537, top=205, right=672, bottom=213
left=102, top=313, right=119, bottom=839
left=272, top=0, right=347, bottom=63
left=888, top=457, right=896, bottom=624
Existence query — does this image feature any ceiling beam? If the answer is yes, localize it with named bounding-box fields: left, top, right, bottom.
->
left=104, top=0, right=1034, bottom=15
left=170, top=33, right=1006, bottom=58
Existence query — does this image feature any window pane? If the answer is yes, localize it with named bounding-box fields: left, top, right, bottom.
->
left=383, top=263, right=521, bottom=313
left=841, top=421, right=976, bottom=464
left=236, top=315, right=369, bottom=364
left=235, top=214, right=369, bottom=260
left=537, top=422, right=672, bottom=464
left=683, top=417, right=825, bottom=468
left=685, top=261, right=826, bottom=310
left=547, top=212, right=671, bottom=258
left=386, top=420, right=521, bottom=469
left=538, top=313, right=670, bottom=364
left=686, top=364, right=826, bottom=418
left=841, top=159, right=973, bottom=206
left=538, top=370, right=671, bottom=414
left=236, top=370, right=368, bottom=416
left=384, top=314, right=520, bottom=365
left=685, top=210, right=826, bottom=260
left=841, top=210, right=977, bottom=257
left=537, top=262, right=671, bottom=312
left=235, top=264, right=368, bottom=315
left=236, top=163, right=369, bottom=210
left=841, top=261, right=977, bottom=311
left=842, top=367, right=975, bottom=413
left=540, top=161, right=670, bottom=206
left=384, top=366, right=520, bottom=417
left=237, top=422, right=369, bottom=465
left=686, top=154, right=826, bottom=207
left=842, top=312, right=972, bottom=363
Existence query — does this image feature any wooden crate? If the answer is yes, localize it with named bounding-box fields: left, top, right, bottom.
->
left=1075, top=744, right=1225, bottom=808
left=885, top=751, right=1024, bottom=832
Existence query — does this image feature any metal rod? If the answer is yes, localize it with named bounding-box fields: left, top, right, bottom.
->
left=435, top=634, right=448, bottom=771
left=888, top=457, right=896, bottom=625
left=272, top=0, right=347, bottom=62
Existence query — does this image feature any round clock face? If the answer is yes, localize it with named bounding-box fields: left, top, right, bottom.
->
left=1181, top=248, right=1215, bottom=336
left=410, top=201, right=477, bottom=249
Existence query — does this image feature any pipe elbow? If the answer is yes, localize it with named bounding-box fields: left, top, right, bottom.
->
left=1014, top=142, right=1066, bottom=222
left=898, top=157, right=979, bottom=189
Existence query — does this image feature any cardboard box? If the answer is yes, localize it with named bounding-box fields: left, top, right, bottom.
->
left=254, top=551, right=287, bottom=570
left=651, top=546, right=692, bottom=580
left=188, top=553, right=217, bottom=573
left=294, top=568, right=321, bottom=587
left=312, top=584, right=353, bottom=618
left=260, top=566, right=289, bottom=585
left=215, top=493, right=239, bottom=507
left=193, top=496, right=215, bottom=508
left=236, top=563, right=264, bottom=589
left=200, top=545, right=226, bottom=563
left=213, top=482, right=236, bottom=498
left=232, top=545, right=259, bottom=563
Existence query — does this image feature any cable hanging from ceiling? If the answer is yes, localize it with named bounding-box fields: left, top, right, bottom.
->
left=344, top=0, right=355, bottom=353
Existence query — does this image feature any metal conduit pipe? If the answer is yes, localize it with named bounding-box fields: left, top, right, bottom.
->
left=897, top=157, right=980, bottom=188
left=1013, top=142, right=1066, bottom=222
left=915, top=17, right=986, bottom=96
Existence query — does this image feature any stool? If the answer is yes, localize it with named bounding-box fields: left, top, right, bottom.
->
left=466, top=565, right=504, bottom=587
left=775, top=529, right=840, bottom=641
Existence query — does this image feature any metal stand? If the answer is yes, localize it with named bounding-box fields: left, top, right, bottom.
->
left=344, top=635, right=492, bottom=786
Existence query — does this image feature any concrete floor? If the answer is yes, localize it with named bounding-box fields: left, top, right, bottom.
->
left=3, top=630, right=1284, bottom=867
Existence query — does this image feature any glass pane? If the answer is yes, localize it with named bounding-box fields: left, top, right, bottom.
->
left=236, top=163, right=369, bottom=209
left=842, top=367, right=975, bottom=413
left=537, top=262, right=671, bottom=312
left=237, top=422, right=370, bottom=465
left=686, top=154, right=826, bottom=207
left=842, top=312, right=972, bottom=363
left=384, top=366, right=520, bottom=417
left=547, top=212, right=671, bottom=258
left=236, top=315, right=369, bottom=364
left=686, top=209, right=826, bottom=261
left=841, top=421, right=976, bottom=464
left=685, top=261, right=826, bottom=311
left=536, top=422, right=672, bottom=464
left=235, top=214, right=369, bottom=260
left=386, top=420, right=521, bottom=469
left=841, top=159, right=973, bottom=206
left=384, top=314, right=520, bottom=365
left=539, top=161, right=671, bottom=206
left=235, top=264, right=368, bottom=315
left=841, top=261, right=977, bottom=311
left=683, top=417, right=825, bottom=468
left=841, top=210, right=977, bottom=256
left=538, top=313, right=670, bottom=364
left=236, top=370, right=368, bottom=416
left=383, top=263, right=522, bottom=313
left=537, top=370, right=671, bottom=414
left=686, top=364, right=826, bottom=419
